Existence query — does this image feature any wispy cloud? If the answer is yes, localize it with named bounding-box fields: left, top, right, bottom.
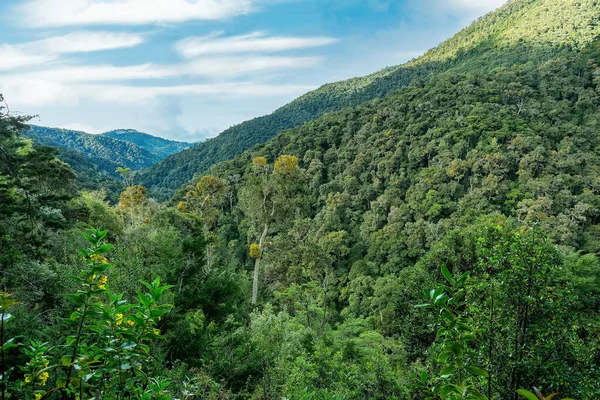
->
left=0, top=79, right=315, bottom=107
left=176, top=31, right=338, bottom=58
left=22, top=31, right=145, bottom=54
left=0, top=44, right=55, bottom=71
left=448, top=0, right=507, bottom=12
left=1, top=31, right=144, bottom=71
left=16, top=0, right=256, bottom=28
left=1, top=56, right=321, bottom=83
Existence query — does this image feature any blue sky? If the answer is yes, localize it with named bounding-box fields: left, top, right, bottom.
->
left=0, top=0, right=506, bottom=142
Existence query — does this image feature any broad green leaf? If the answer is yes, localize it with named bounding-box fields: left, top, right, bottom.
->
left=517, top=389, right=539, bottom=400
left=465, top=366, right=489, bottom=378
left=441, top=266, right=453, bottom=284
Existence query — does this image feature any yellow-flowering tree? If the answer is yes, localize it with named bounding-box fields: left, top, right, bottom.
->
left=179, top=175, right=226, bottom=269
left=239, top=155, right=302, bottom=306
left=119, top=185, right=148, bottom=225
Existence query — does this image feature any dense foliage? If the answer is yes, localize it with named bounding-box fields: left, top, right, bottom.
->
left=2, top=0, right=600, bottom=398
left=137, top=0, right=600, bottom=201
left=25, top=126, right=162, bottom=171
left=103, top=129, right=193, bottom=160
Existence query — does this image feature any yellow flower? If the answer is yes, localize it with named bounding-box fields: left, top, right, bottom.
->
left=127, top=320, right=135, bottom=326
left=34, top=393, right=42, bottom=400
left=24, top=375, right=31, bottom=383
left=39, top=371, right=49, bottom=386
left=153, top=328, right=160, bottom=335
left=90, top=254, right=108, bottom=265
left=249, top=243, right=261, bottom=259
left=116, top=313, right=124, bottom=325
left=43, top=359, right=49, bottom=367
left=97, top=284, right=106, bottom=290
left=98, top=275, right=108, bottom=284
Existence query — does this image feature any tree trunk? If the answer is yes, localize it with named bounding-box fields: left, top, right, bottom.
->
left=252, top=223, right=269, bottom=306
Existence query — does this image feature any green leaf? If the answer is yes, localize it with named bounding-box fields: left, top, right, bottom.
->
left=121, top=341, right=137, bottom=350
left=2, top=338, right=18, bottom=351
left=437, top=351, right=453, bottom=362
left=441, top=266, right=453, bottom=284
left=439, top=366, right=455, bottom=379
left=516, top=389, right=539, bottom=400
left=465, top=366, right=489, bottom=378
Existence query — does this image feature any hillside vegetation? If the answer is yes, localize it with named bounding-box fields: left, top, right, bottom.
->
left=1, top=0, right=600, bottom=399
left=138, top=0, right=600, bottom=201
left=103, top=129, right=193, bottom=159
left=25, top=125, right=162, bottom=170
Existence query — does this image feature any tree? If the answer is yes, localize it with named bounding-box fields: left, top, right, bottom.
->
left=239, top=155, right=303, bottom=306
left=179, top=176, right=226, bottom=269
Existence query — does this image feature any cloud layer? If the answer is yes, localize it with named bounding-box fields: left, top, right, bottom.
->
left=176, top=31, right=338, bottom=58
left=16, top=0, right=256, bottom=27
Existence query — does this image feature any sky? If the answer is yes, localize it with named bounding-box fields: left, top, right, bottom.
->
left=0, top=0, right=507, bottom=142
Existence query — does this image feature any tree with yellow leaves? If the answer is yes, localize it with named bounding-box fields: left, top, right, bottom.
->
left=239, top=155, right=302, bottom=306
left=180, top=175, right=227, bottom=269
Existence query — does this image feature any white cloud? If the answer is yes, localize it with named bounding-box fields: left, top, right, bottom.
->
left=86, top=82, right=316, bottom=103
left=0, top=45, right=56, bottom=71
left=16, top=0, right=256, bottom=28
left=1, top=56, right=320, bottom=82
left=60, top=123, right=102, bottom=134
left=448, top=0, right=507, bottom=11
left=176, top=31, right=338, bottom=58
left=0, top=78, right=315, bottom=107
left=1, top=31, right=144, bottom=71
left=22, top=31, right=145, bottom=54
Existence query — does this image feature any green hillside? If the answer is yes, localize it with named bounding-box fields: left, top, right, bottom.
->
left=103, top=129, right=194, bottom=159
left=25, top=125, right=162, bottom=170
left=2, top=1, right=600, bottom=399
left=139, top=0, right=600, bottom=200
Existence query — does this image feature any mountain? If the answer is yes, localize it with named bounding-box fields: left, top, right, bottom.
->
left=3, top=1, right=600, bottom=398
left=102, top=129, right=194, bottom=159
left=139, top=0, right=600, bottom=201
left=25, top=125, right=162, bottom=171
left=168, top=0, right=600, bottom=395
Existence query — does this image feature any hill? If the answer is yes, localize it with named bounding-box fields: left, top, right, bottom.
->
left=102, top=129, right=194, bottom=159
left=138, top=0, right=600, bottom=200
left=25, top=125, right=162, bottom=171
left=2, top=1, right=600, bottom=399
left=168, top=0, right=600, bottom=395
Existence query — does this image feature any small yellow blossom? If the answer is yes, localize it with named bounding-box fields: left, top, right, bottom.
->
left=249, top=243, right=261, bottom=259
left=153, top=328, right=160, bottom=335
left=97, top=284, right=106, bottom=290
left=34, top=393, right=42, bottom=400
left=39, top=371, right=49, bottom=386
left=90, top=254, right=108, bottom=265
left=127, top=320, right=135, bottom=326
left=116, top=313, right=124, bottom=325
left=98, top=275, right=108, bottom=284
left=24, top=375, right=31, bottom=383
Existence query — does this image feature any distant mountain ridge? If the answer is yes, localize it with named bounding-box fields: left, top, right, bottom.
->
left=25, top=126, right=162, bottom=171
left=24, top=126, right=193, bottom=170
left=102, top=129, right=194, bottom=159
left=22, top=126, right=194, bottom=200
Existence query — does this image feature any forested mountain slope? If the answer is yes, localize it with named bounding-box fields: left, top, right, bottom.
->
left=139, top=0, right=600, bottom=200
left=25, top=125, right=162, bottom=170
left=165, top=0, right=600, bottom=396
left=2, top=1, right=600, bottom=399
left=103, top=129, right=194, bottom=159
